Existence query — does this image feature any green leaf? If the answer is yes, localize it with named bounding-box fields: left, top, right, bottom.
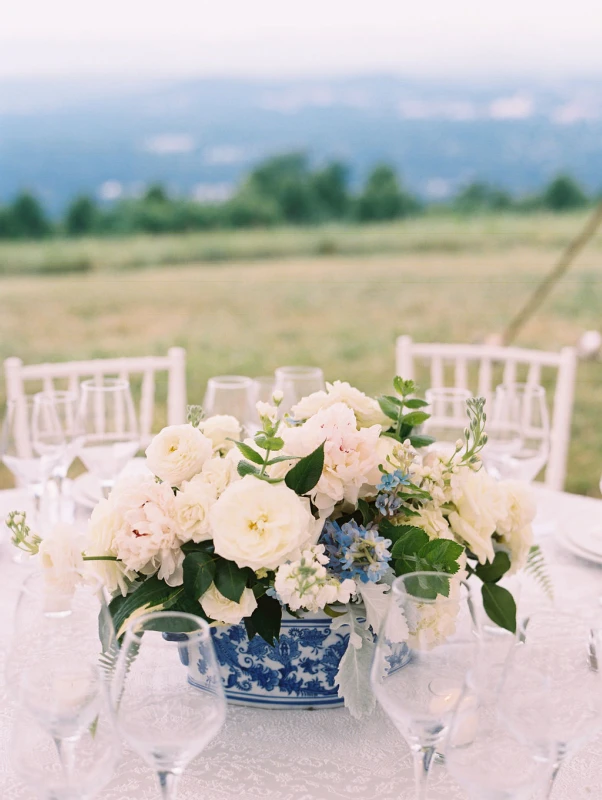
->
left=243, top=616, right=257, bottom=641
left=481, top=583, right=517, bottom=633
left=237, top=461, right=260, bottom=478
left=420, top=539, right=464, bottom=574
left=109, top=576, right=184, bottom=639
left=404, top=398, right=429, bottom=409
left=214, top=558, right=253, bottom=603
left=284, top=441, right=325, bottom=495
left=380, top=521, right=419, bottom=546
left=250, top=594, right=282, bottom=646
left=323, top=604, right=348, bottom=618
left=408, top=435, right=436, bottom=449
left=391, top=527, right=430, bottom=559
left=181, top=539, right=214, bottom=555
left=254, top=435, right=284, bottom=451
left=182, top=551, right=217, bottom=601
left=357, top=498, right=375, bottom=525
left=265, top=454, right=299, bottom=466
left=378, top=396, right=399, bottom=421
left=393, top=377, right=415, bottom=397
left=235, top=441, right=265, bottom=465
left=382, top=394, right=404, bottom=407
left=475, top=551, right=511, bottom=584
left=403, top=572, right=451, bottom=600
left=401, top=411, right=430, bottom=427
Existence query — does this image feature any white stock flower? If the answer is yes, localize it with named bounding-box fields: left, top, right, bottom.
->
left=411, top=504, right=451, bottom=540
left=290, top=380, right=389, bottom=428
left=255, top=401, right=278, bottom=425
left=274, top=545, right=356, bottom=612
left=200, top=455, right=240, bottom=496
left=448, top=467, right=503, bottom=564
left=38, top=523, right=87, bottom=597
left=200, top=584, right=257, bottom=625
left=174, top=474, right=217, bottom=542
left=404, top=578, right=463, bottom=650
left=210, top=475, right=314, bottom=571
left=145, top=424, right=213, bottom=486
left=282, top=402, right=381, bottom=515
left=199, top=415, right=242, bottom=455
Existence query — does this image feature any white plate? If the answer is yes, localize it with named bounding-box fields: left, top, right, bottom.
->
left=72, top=458, right=151, bottom=509
left=556, top=529, right=602, bottom=566
left=566, top=527, right=602, bottom=558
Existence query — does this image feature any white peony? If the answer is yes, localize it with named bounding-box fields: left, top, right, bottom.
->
left=174, top=474, right=217, bottom=542
left=200, top=583, right=257, bottom=625
left=290, top=380, right=389, bottom=428
left=282, top=402, right=381, bottom=515
left=448, top=467, right=504, bottom=565
left=38, top=523, right=87, bottom=598
left=199, top=415, right=242, bottom=455
left=274, top=545, right=356, bottom=612
left=145, top=424, right=213, bottom=486
left=210, top=475, right=314, bottom=571
left=200, top=455, right=240, bottom=497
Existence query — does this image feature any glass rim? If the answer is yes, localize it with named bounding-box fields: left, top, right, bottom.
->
left=206, top=375, right=253, bottom=387
left=391, top=570, right=469, bottom=604
left=495, top=382, right=546, bottom=397
left=80, top=378, right=131, bottom=392
left=425, top=387, right=473, bottom=398
left=274, top=365, right=324, bottom=378
left=18, top=570, right=105, bottom=600
left=33, top=389, right=78, bottom=403
left=125, top=610, right=212, bottom=642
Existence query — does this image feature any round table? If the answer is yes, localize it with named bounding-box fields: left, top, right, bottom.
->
left=1, top=486, right=601, bottom=800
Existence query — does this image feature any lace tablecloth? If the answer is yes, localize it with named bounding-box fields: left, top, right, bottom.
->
left=1, top=486, right=602, bottom=799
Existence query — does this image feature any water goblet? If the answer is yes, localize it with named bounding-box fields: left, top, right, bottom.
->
left=274, top=366, right=325, bottom=414
left=203, top=375, right=253, bottom=428
left=423, top=387, right=473, bottom=456
left=113, top=610, right=227, bottom=800
left=370, top=571, right=479, bottom=800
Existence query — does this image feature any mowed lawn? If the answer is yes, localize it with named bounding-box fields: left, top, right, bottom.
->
left=0, top=230, right=601, bottom=496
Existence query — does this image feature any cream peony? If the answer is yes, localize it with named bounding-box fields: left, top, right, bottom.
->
left=448, top=467, right=503, bottom=564
left=200, top=583, right=257, bottom=625
left=145, top=424, right=213, bottom=486
left=290, top=381, right=389, bottom=428
left=174, top=474, right=217, bottom=542
left=210, top=475, right=314, bottom=570
left=199, top=415, right=242, bottom=455
left=282, top=402, right=381, bottom=515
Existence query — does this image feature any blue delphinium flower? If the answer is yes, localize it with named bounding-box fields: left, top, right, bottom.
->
left=375, top=493, right=402, bottom=517
left=376, top=469, right=409, bottom=493
left=320, top=519, right=392, bottom=584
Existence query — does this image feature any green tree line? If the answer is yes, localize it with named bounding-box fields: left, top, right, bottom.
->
left=0, top=153, right=596, bottom=240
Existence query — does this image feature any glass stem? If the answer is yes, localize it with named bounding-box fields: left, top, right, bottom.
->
left=157, top=770, right=180, bottom=800
left=412, top=745, right=435, bottom=800
left=542, top=744, right=567, bottom=800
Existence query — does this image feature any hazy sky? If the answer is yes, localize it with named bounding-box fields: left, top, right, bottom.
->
left=2, top=0, right=602, bottom=80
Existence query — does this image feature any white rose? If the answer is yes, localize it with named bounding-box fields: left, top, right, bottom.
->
left=362, top=435, right=399, bottom=491
left=174, top=474, right=217, bottom=542
left=199, top=415, right=242, bottom=455
left=448, top=467, right=503, bottom=564
left=282, top=402, right=381, bottom=516
left=146, top=424, right=213, bottom=486
left=201, top=455, right=240, bottom=496
left=38, top=523, right=87, bottom=599
left=290, top=380, right=389, bottom=428
left=210, top=475, right=314, bottom=570
left=200, top=584, right=257, bottom=625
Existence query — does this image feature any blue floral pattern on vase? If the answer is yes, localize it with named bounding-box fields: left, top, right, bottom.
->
left=209, top=613, right=349, bottom=709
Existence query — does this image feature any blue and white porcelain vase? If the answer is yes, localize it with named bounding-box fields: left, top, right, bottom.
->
left=210, top=611, right=349, bottom=709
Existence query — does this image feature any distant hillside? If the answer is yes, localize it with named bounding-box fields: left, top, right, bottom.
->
left=1, top=74, right=601, bottom=214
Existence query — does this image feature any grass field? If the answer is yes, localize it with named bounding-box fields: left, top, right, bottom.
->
left=0, top=213, right=601, bottom=496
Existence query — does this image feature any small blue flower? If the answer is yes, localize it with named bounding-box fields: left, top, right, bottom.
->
left=375, top=493, right=402, bottom=517
left=376, top=469, right=409, bottom=493
left=319, top=519, right=392, bottom=584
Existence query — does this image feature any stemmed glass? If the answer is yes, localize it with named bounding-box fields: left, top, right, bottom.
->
left=203, top=375, right=253, bottom=427
left=1, top=395, right=62, bottom=523
left=75, top=378, right=139, bottom=498
left=445, top=669, right=551, bottom=799
left=113, top=610, right=227, bottom=800
left=423, top=388, right=472, bottom=456
left=484, top=383, right=550, bottom=482
left=274, top=366, right=325, bottom=414
left=32, top=390, right=79, bottom=521
left=370, top=572, right=479, bottom=800
left=247, top=376, right=277, bottom=434
left=500, top=610, right=602, bottom=799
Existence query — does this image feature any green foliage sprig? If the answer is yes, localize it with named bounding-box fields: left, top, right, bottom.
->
left=377, top=376, right=436, bottom=449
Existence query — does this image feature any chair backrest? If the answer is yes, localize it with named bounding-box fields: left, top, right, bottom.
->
left=3, top=347, right=187, bottom=447
left=396, top=335, right=577, bottom=491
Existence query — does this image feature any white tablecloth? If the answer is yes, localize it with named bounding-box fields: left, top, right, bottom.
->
left=1, top=486, right=602, bottom=799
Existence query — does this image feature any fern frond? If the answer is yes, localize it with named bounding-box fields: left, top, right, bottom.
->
left=525, top=544, right=554, bottom=600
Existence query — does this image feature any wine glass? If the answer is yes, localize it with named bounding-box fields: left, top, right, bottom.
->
left=274, top=366, right=325, bottom=413
left=10, top=694, right=118, bottom=800
left=113, top=610, right=227, bottom=800
left=247, top=376, right=277, bottom=434
left=445, top=669, right=551, bottom=799
left=203, top=375, right=253, bottom=427
left=500, top=610, right=602, bottom=799
left=423, top=387, right=472, bottom=456
left=1, top=396, right=61, bottom=524
left=32, top=390, right=79, bottom=521
left=75, top=378, right=139, bottom=498
left=370, top=572, right=479, bottom=800
left=484, top=383, right=550, bottom=483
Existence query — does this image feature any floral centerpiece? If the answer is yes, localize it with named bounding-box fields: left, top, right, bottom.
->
left=8, top=378, right=536, bottom=717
